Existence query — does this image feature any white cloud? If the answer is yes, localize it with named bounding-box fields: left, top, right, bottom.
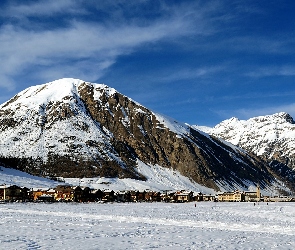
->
left=0, top=1, right=212, bottom=90
left=0, top=18, right=195, bottom=89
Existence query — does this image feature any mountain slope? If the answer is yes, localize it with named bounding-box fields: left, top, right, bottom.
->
left=0, top=166, right=61, bottom=188
left=0, top=78, right=291, bottom=192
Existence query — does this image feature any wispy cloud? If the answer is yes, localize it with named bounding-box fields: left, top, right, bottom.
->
left=0, top=1, right=215, bottom=90
left=158, top=66, right=225, bottom=83
left=246, top=65, right=295, bottom=78
left=2, top=0, right=83, bottom=19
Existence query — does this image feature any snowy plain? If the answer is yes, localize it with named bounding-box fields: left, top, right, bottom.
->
left=1, top=202, right=295, bottom=250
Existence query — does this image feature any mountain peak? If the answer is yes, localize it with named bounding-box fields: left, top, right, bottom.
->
left=274, top=112, right=294, bottom=124
left=249, top=112, right=294, bottom=123
left=0, top=78, right=119, bottom=111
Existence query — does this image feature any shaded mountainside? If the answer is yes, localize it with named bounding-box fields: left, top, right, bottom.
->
left=0, top=78, right=292, bottom=191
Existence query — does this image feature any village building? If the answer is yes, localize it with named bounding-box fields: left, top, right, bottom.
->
left=0, top=185, right=31, bottom=201
left=32, top=188, right=48, bottom=201
left=127, top=190, right=146, bottom=202
left=193, top=192, right=204, bottom=201
left=129, top=191, right=139, bottom=202
left=263, top=195, right=293, bottom=202
left=218, top=191, right=245, bottom=202
left=72, top=186, right=84, bottom=202
left=116, top=191, right=129, bottom=202
left=244, top=185, right=261, bottom=202
left=102, top=190, right=115, bottom=202
left=93, top=189, right=105, bottom=202
left=37, top=193, right=55, bottom=202
left=202, top=194, right=216, bottom=201
left=218, top=186, right=261, bottom=202
left=174, top=191, right=194, bottom=202
left=159, top=191, right=175, bottom=202
left=145, top=191, right=161, bottom=202
left=72, top=186, right=94, bottom=202
left=54, top=185, right=74, bottom=201
left=137, top=191, right=146, bottom=202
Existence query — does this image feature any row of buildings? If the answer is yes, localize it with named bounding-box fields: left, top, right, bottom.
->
left=217, top=186, right=261, bottom=202
left=0, top=184, right=292, bottom=203
left=0, top=184, right=215, bottom=203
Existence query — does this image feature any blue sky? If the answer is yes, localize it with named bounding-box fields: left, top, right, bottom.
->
left=0, top=0, right=294, bottom=126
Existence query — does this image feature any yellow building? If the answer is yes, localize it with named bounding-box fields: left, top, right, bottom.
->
left=218, top=190, right=245, bottom=202
left=218, top=186, right=261, bottom=202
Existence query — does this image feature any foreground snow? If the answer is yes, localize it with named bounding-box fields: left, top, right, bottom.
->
left=0, top=202, right=294, bottom=249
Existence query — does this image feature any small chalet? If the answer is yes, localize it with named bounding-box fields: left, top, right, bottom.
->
left=54, top=185, right=74, bottom=201
left=102, top=190, right=115, bottom=202
left=145, top=191, right=161, bottom=202
left=93, top=189, right=105, bottom=201
left=129, top=191, right=146, bottom=202
left=38, top=193, right=55, bottom=202
left=72, top=186, right=93, bottom=202
left=32, top=188, right=45, bottom=201
left=116, top=191, right=129, bottom=202
left=174, top=191, right=194, bottom=202
left=202, top=194, right=216, bottom=201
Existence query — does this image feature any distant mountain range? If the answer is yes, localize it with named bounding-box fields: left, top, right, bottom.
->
left=0, top=78, right=294, bottom=193
left=194, top=112, right=295, bottom=191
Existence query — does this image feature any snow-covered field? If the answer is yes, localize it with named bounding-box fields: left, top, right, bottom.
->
left=1, top=202, right=295, bottom=249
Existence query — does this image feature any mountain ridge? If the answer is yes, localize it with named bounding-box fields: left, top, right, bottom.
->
left=0, top=78, right=293, bottom=193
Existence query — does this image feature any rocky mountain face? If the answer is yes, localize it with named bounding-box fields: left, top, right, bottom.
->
left=0, top=79, right=291, bottom=191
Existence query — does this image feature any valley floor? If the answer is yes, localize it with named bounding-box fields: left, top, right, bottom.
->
left=0, top=202, right=294, bottom=249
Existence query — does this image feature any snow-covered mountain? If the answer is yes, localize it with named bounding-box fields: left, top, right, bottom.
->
left=204, top=112, right=295, bottom=168
left=0, top=78, right=292, bottom=192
